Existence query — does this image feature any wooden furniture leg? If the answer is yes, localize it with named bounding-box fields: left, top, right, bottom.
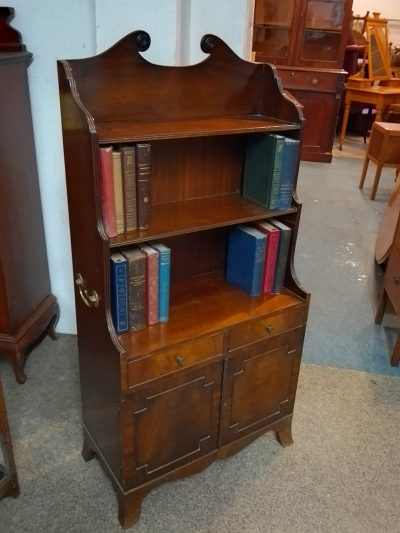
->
left=370, top=164, right=384, bottom=200
left=359, top=155, right=370, bottom=189
left=338, top=98, right=351, bottom=151
left=390, top=335, right=400, bottom=367
left=375, top=288, right=388, bottom=324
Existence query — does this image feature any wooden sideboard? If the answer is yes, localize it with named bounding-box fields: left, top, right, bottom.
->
left=0, top=7, right=59, bottom=383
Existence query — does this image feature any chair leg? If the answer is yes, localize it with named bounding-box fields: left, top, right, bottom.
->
left=390, top=334, right=400, bottom=367
left=359, top=156, right=370, bottom=189
left=370, top=164, right=383, bottom=200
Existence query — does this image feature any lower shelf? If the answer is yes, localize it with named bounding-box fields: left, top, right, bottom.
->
left=118, top=271, right=306, bottom=358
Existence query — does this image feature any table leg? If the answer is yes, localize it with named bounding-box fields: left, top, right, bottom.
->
left=359, top=155, right=370, bottom=189
left=338, top=95, right=351, bottom=151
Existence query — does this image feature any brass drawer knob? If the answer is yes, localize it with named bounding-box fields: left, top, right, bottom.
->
left=265, top=324, right=273, bottom=333
left=176, top=355, right=184, bottom=367
left=311, top=78, right=319, bottom=86
left=75, top=273, right=99, bottom=308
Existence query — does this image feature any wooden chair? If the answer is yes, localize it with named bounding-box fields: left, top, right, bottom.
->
left=359, top=121, right=400, bottom=199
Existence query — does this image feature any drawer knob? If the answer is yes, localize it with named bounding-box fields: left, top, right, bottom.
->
left=311, top=78, right=319, bottom=86
left=265, top=324, right=273, bottom=333
left=393, top=276, right=400, bottom=286
left=176, top=355, right=184, bottom=367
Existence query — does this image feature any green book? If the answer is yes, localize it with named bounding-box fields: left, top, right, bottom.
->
left=243, top=133, right=285, bottom=210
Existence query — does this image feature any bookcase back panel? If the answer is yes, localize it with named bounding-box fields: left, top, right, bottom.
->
left=65, top=32, right=285, bottom=125
left=151, top=137, right=245, bottom=205
left=162, top=228, right=228, bottom=282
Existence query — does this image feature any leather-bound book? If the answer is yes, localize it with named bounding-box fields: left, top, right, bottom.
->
left=138, top=243, right=159, bottom=326
left=121, top=145, right=137, bottom=232
left=136, top=143, right=151, bottom=229
left=122, top=246, right=147, bottom=331
left=99, top=146, right=117, bottom=237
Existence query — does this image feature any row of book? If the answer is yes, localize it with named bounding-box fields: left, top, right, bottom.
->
left=243, top=133, right=300, bottom=211
left=226, top=218, right=291, bottom=296
left=110, top=242, right=171, bottom=333
left=99, top=143, right=151, bottom=238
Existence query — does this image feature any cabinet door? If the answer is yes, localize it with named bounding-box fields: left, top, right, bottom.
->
left=219, top=328, right=304, bottom=446
left=252, top=0, right=298, bottom=65
left=295, top=0, right=350, bottom=68
left=121, top=361, right=223, bottom=488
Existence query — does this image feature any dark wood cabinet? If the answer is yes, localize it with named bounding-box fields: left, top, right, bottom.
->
left=0, top=375, right=19, bottom=501
left=0, top=8, right=59, bottom=383
left=253, top=0, right=353, bottom=162
left=58, top=31, right=310, bottom=528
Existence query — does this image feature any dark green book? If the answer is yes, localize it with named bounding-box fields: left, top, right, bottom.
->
left=243, top=133, right=285, bottom=210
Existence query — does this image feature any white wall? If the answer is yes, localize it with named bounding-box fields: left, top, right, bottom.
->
left=352, top=0, right=400, bottom=46
left=9, top=0, right=252, bottom=334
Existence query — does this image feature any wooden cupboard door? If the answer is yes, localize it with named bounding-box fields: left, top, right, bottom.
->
left=122, top=361, right=223, bottom=488
left=219, top=328, right=305, bottom=446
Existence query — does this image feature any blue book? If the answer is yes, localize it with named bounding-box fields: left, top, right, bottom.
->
left=226, top=225, right=267, bottom=296
left=151, top=242, right=171, bottom=322
left=269, top=218, right=292, bottom=294
left=110, top=252, right=128, bottom=333
left=278, top=138, right=300, bottom=210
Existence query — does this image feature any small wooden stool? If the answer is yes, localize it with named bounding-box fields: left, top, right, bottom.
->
left=359, top=121, right=400, bottom=200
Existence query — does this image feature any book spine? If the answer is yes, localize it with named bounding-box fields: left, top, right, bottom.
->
left=269, top=137, right=285, bottom=210
left=127, top=254, right=146, bottom=331
left=147, top=252, right=159, bottom=326
left=278, top=140, right=299, bottom=210
left=273, top=229, right=291, bottom=293
left=110, top=260, right=128, bottom=333
left=263, top=231, right=280, bottom=293
left=158, top=248, right=171, bottom=322
left=112, top=150, right=125, bottom=234
left=99, top=147, right=117, bottom=237
left=136, top=143, right=151, bottom=229
left=121, top=146, right=137, bottom=231
left=251, top=238, right=267, bottom=296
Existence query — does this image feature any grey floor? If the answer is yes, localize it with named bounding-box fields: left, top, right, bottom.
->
left=1, top=135, right=400, bottom=532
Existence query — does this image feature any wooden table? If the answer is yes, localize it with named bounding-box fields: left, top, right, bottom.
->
left=338, top=85, right=400, bottom=150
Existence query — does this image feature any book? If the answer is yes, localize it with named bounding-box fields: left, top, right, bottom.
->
left=99, top=146, right=117, bottom=237
left=243, top=133, right=285, bottom=210
left=136, top=143, right=151, bottom=229
left=112, top=149, right=125, bottom=234
left=138, top=243, right=159, bottom=326
left=151, top=242, right=171, bottom=322
left=110, top=252, right=128, bottom=333
left=121, top=145, right=137, bottom=232
left=121, top=246, right=147, bottom=331
left=269, top=218, right=292, bottom=293
left=278, top=137, right=300, bottom=210
left=253, top=220, right=281, bottom=293
left=225, top=225, right=267, bottom=296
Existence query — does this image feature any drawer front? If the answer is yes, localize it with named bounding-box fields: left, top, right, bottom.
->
left=278, top=69, right=341, bottom=93
left=228, top=306, right=307, bottom=351
left=128, top=332, right=224, bottom=387
left=385, top=246, right=400, bottom=313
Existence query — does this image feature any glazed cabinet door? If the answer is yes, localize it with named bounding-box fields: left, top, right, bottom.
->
left=122, top=361, right=223, bottom=488
left=219, top=328, right=305, bottom=446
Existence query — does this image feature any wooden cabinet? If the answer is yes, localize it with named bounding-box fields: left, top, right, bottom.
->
left=253, top=0, right=353, bottom=162
left=58, top=31, right=310, bottom=528
left=0, top=375, right=19, bottom=501
left=0, top=8, right=59, bottom=383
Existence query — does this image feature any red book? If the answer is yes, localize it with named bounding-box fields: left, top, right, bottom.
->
left=138, top=243, right=159, bottom=326
left=99, top=146, right=117, bottom=237
left=253, top=221, right=280, bottom=293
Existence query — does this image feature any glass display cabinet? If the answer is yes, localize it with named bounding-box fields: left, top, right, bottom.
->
left=253, top=0, right=353, bottom=162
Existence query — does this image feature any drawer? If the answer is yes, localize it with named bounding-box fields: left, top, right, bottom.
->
left=127, top=332, right=224, bottom=387
left=228, top=306, right=307, bottom=351
left=278, top=69, right=341, bottom=93
left=385, top=246, right=400, bottom=313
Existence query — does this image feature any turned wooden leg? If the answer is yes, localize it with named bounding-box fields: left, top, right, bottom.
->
left=390, top=335, right=400, bottom=367
left=370, top=164, right=383, bottom=200
left=276, top=420, right=294, bottom=448
left=46, top=313, right=59, bottom=341
left=375, top=289, right=388, bottom=324
left=11, top=352, right=27, bottom=385
left=118, top=489, right=146, bottom=529
left=338, top=101, right=351, bottom=151
left=359, top=156, right=370, bottom=189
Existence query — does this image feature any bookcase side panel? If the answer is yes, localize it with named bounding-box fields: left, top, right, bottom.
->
left=58, top=62, right=123, bottom=481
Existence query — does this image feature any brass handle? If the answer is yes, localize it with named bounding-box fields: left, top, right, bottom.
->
left=311, top=78, right=319, bottom=86
left=176, top=355, right=184, bottom=367
left=75, top=273, right=99, bottom=308
left=265, top=324, right=273, bottom=333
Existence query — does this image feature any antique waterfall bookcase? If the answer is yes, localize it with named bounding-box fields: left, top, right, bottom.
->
left=58, top=32, right=310, bottom=528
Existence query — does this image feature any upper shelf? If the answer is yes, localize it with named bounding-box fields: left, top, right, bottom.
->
left=96, top=116, right=300, bottom=143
